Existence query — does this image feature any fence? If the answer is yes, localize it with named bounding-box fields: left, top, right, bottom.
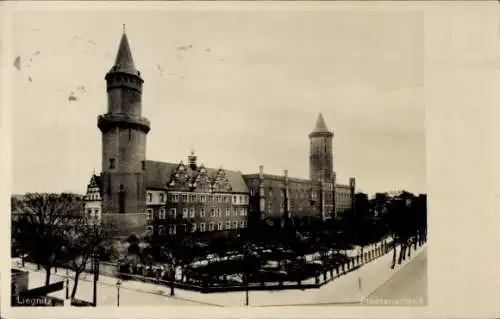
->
left=114, top=238, right=417, bottom=294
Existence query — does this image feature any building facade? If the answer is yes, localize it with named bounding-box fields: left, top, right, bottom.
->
left=83, top=30, right=355, bottom=237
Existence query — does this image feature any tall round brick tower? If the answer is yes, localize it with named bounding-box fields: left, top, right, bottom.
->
left=97, top=28, right=151, bottom=238
left=309, top=112, right=334, bottom=183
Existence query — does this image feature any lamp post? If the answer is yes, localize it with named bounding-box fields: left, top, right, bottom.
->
left=92, top=252, right=98, bottom=307
left=116, top=280, right=121, bottom=307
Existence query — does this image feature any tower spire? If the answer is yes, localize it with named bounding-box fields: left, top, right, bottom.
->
left=111, top=27, right=138, bottom=75
left=311, top=112, right=330, bottom=134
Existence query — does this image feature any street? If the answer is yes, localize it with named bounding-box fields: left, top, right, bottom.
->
left=12, top=242, right=426, bottom=307
left=361, top=247, right=427, bottom=306
left=24, top=268, right=208, bottom=306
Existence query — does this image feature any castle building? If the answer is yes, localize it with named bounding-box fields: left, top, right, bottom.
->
left=83, top=30, right=355, bottom=238
left=242, top=114, right=355, bottom=225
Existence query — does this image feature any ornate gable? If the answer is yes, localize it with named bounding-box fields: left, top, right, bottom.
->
left=191, top=164, right=212, bottom=192
left=211, top=168, right=232, bottom=193
left=85, top=174, right=102, bottom=201
left=168, top=161, right=192, bottom=190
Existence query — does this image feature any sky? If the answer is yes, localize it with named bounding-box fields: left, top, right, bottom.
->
left=8, top=4, right=425, bottom=196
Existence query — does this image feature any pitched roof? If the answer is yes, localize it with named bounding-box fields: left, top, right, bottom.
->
left=111, top=31, right=138, bottom=75
left=144, top=160, right=249, bottom=193
left=310, top=112, right=332, bottom=135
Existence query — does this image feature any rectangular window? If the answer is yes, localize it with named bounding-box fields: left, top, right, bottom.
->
left=200, top=223, right=206, bottom=232
left=183, top=208, right=188, bottom=219
left=239, top=195, right=243, bottom=203
left=217, top=221, right=223, bottom=231
left=201, top=195, right=206, bottom=203
left=160, top=193, right=165, bottom=203
left=225, top=208, right=231, bottom=216
left=159, top=225, right=166, bottom=234
left=240, top=208, right=245, bottom=216
left=243, top=208, right=247, bottom=216
left=146, top=208, right=153, bottom=220
left=209, top=222, right=214, bottom=231
left=225, top=221, right=231, bottom=229
left=146, top=225, right=154, bottom=233
left=159, top=208, right=166, bottom=219
left=182, top=194, right=188, bottom=202
left=141, top=160, right=146, bottom=171
left=190, top=194, right=195, bottom=202
left=207, top=195, right=213, bottom=203
left=173, top=194, right=179, bottom=202
left=147, top=192, right=153, bottom=203
left=191, top=223, right=197, bottom=232
left=233, top=221, right=238, bottom=229
left=211, top=208, right=215, bottom=217
left=224, top=196, right=230, bottom=203
left=217, top=208, right=222, bottom=217
left=233, top=208, right=238, bottom=216
left=190, top=207, right=195, bottom=218
left=169, top=225, right=176, bottom=235
left=240, top=221, right=245, bottom=228
left=109, top=158, right=115, bottom=169
left=87, top=208, right=92, bottom=215
left=200, top=208, right=206, bottom=218
left=268, top=203, right=272, bottom=212
left=233, top=195, right=237, bottom=203
left=170, top=208, right=176, bottom=218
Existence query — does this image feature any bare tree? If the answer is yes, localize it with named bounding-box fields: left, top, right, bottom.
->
left=12, top=193, right=83, bottom=286
left=64, top=219, right=116, bottom=300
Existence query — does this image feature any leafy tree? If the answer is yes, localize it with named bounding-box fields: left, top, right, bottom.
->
left=383, top=191, right=427, bottom=268
left=11, top=193, right=83, bottom=286
left=352, top=192, right=372, bottom=254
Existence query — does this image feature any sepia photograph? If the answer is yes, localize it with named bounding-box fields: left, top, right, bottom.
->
left=7, top=3, right=426, bottom=309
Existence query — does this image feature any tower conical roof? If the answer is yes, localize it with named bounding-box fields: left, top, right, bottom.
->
left=112, top=30, right=138, bottom=75
left=310, top=112, right=331, bottom=134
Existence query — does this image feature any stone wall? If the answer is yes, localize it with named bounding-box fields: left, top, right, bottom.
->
left=11, top=269, right=29, bottom=295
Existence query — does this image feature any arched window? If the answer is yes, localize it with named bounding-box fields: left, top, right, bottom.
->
left=119, top=184, right=125, bottom=214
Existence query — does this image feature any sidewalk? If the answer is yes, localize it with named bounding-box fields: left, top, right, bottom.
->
left=11, top=239, right=425, bottom=307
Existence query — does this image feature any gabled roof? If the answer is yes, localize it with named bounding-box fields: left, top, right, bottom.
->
left=144, top=160, right=249, bottom=193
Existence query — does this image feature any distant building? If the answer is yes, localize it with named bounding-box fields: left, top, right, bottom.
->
left=83, top=174, right=102, bottom=225
left=243, top=114, right=355, bottom=223
left=82, top=30, right=356, bottom=238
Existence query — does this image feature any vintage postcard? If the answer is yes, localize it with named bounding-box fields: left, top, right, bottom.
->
left=2, top=1, right=497, bottom=319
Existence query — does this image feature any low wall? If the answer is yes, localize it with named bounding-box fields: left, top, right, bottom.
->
left=11, top=269, right=29, bottom=295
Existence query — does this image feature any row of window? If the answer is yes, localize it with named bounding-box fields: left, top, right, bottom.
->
left=250, top=187, right=351, bottom=199
left=108, top=158, right=146, bottom=170
left=146, top=220, right=247, bottom=234
left=86, top=208, right=100, bottom=216
left=85, top=194, right=101, bottom=201
left=146, top=192, right=249, bottom=205
left=146, top=207, right=248, bottom=219
left=336, top=192, right=351, bottom=199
